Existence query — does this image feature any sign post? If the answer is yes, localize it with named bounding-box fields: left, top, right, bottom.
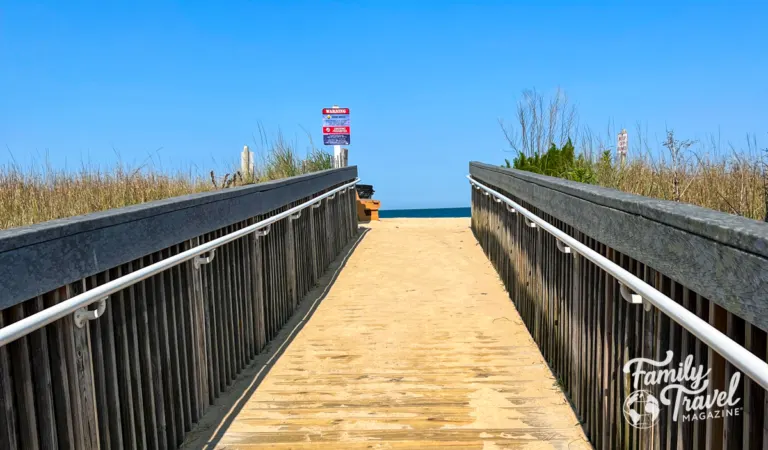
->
left=322, top=106, right=350, bottom=168
left=617, top=129, right=628, bottom=166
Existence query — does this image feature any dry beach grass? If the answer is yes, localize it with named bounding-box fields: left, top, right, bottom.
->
left=0, top=135, right=333, bottom=230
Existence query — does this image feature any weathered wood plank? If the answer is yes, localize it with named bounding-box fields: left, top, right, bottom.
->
left=705, top=302, right=727, bottom=450
left=743, top=323, right=766, bottom=449
left=170, top=246, right=193, bottom=431
left=109, top=266, right=137, bottom=450
left=0, top=168, right=359, bottom=310
left=470, top=162, right=768, bottom=333
left=8, top=304, right=41, bottom=450
left=186, top=237, right=209, bottom=416
left=239, top=228, right=254, bottom=361
left=203, top=231, right=222, bottom=399
left=204, top=218, right=589, bottom=450
left=160, top=247, right=186, bottom=445
left=148, top=251, right=177, bottom=449
left=249, top=218, right=266, bottom=353
left=286, top=215, right=298, bottom=312
left=229, top=229, right=245, bottom=371
left=0, top=310, right=19, bottom=450
left=222, top=228, right=237, bottom=384
left=723, top=312, right=745, bottom=449
left=124, top=261, right=151, bottom=450
left=692, top=294, right=710, bottom=449
left=142, top=255, right=168, bottom=450
left=66, top=280, right=100, bottom=450
left=27, top=296, right=59, bottom=449
left=41, top=287, right=77, bottom=450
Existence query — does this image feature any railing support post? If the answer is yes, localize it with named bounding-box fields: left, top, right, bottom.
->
left=324, top=195, right=334, bottom=268
left=286, top=214, right=299, bottom=312
left=186, top=237, right=209, bottom=418
left=67, top=280, right=100, bottom=450
left=249, top=222, right=267, bottom=352
left=309, top=203, right=320, bottom=284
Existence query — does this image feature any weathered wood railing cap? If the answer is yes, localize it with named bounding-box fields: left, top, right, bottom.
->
left=0, top=166, right=358, bottom=309
left=0, top=167, right=357, bottom=253
left=470, top=162, right=768, bottom=259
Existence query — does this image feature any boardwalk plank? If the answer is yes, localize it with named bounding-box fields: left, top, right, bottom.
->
left=190, top=219, right=589, bottom=450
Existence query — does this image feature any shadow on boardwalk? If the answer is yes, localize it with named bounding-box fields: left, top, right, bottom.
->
left=181, top=227, right=371, bottom=449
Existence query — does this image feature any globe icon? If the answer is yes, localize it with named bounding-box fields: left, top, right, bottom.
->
left=623, top=390, right=660, bottom=429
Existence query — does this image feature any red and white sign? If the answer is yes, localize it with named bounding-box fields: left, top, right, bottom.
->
left=322, top=108, right=349, bottom=115
left=323, top=126, right=350, bottom=134
left=617, top=130, right=628, bottom=156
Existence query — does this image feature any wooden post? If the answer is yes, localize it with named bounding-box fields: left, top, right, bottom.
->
left=340, top=148, right=348, bottom=167
left=0, top=311, right=18, bottom=450
left=286, top=216, right=298, bottom=313
left=68, top=281, right=100, bottom=450
left=249, top=222, right=267, bottom=351
left=188, top=237, right=210, bottom=416
left=309, top=206, right=319, bottom=284
left=324, top=197, right=333, bottom=268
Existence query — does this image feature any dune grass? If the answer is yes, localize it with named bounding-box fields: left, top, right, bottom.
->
left=500, top=88, right=768, bottom=222
left=0, top=132, right=333, bottom=231
left=592, top=146, right=767, bottom=221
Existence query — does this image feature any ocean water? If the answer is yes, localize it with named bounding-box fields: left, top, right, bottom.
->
left=378, top=207, right=471, bottom=218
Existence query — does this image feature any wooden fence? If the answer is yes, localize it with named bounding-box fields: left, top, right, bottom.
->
left=0, top=168, right=358, bottom=449
left=470, top=162, right=768, bottom=450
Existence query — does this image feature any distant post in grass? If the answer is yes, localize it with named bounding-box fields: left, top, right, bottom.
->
left=617, top=129, right=628, bottom=167
left=241, top=145, right=254, bottom=178
left=339, top=148, right=348, bottom=168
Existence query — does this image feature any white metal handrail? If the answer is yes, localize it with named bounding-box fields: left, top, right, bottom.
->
left=468, top=175, right=768, bottom=391
left=0, top=178, right=360, bottom=348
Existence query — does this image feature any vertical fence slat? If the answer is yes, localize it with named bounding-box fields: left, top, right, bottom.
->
left=0, top=175, right=362, bottom=448
left=124, top=261, right=150, bottom=450
left=109, top=266, right=137, bottom=450
left=8, top=303, right=41, bottom=450
left=230, top=229, right=245, bottom=372
left=0, top=310, right=19, bottom=450
left=186, top=237, right=209, bottom=416
left=251, top=219, right=267, bottom=353
left=744, top=323, right=766, bottom=449
left=286, top=215, right=298, bottom=313
left=171, top=246, right=193, bottom=431
left=161, top=247, right=185, bottom=446
left=27, top=296, right=58, bottom=449
left=239, top=230, right=254, bottom=361
left=142, top=255, right=168, bottom=450
left=66, top=280, right=100, bottom=450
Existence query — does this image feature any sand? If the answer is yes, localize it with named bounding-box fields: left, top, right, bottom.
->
left=184, top=218, right=591, bottom=449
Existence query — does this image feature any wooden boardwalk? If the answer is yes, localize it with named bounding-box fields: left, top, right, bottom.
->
left=184, top=218, right=590, bottom=450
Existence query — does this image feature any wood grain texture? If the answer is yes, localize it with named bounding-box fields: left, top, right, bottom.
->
left=196, top=219, right=589, bottom=449
left=0, top=168, right=358, bottom=309
left=470, top=162, right=768, bottom=332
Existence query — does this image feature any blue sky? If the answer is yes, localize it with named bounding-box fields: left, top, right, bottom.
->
left=2, top=1, right=766, bottom=209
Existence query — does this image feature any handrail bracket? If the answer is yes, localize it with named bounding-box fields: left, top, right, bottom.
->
left=255, top=225, right=271, bottom=238
left=74, top=297, right=108, bottom=328
left=194, top=249, right=216, bottom=269
left=619, top=282, right=645, bottom=307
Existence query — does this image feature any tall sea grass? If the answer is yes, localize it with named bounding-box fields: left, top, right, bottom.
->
left=1, top=131, right=333, bottom=230
left=501, top=88, right=768, bottom=222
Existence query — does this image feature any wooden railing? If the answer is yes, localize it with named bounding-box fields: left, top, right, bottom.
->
left=0, top=167, right=358, bottom=449
left=470, top=162, right=768, bottom=450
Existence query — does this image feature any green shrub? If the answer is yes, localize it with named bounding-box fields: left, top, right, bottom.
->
left=504, top=139, right=596, bottom=183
